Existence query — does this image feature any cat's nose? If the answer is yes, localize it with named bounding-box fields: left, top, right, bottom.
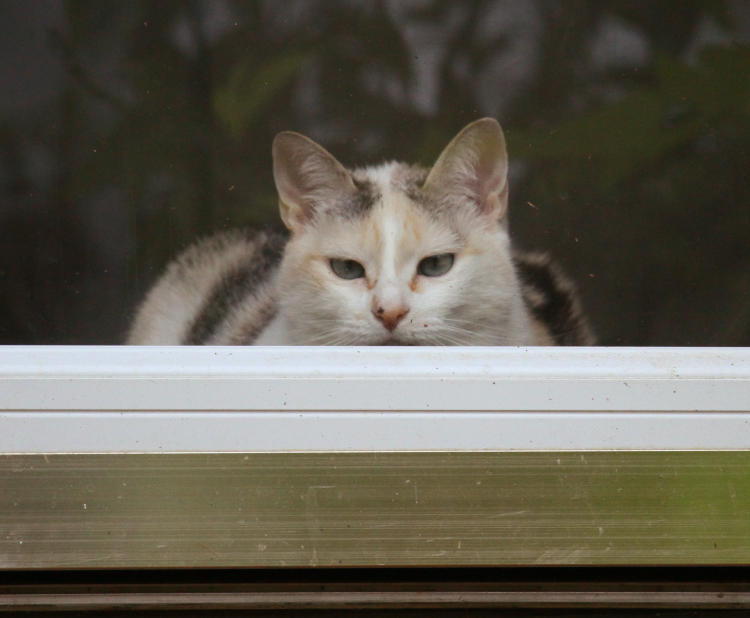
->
left=372, top=305, right=410, bottom=331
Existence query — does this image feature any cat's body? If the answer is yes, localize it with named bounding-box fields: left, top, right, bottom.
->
left=127, top=119, right=594, bottom=346
left=127, top=227, right=592, bottom=346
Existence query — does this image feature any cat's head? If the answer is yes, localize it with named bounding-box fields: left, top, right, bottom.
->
left=271, top=118, right=527, bottom=345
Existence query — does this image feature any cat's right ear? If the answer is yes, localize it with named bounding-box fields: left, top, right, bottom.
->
left=272, top=132, right=357, bottom=232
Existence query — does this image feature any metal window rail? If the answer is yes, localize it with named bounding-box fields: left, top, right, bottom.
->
left=2, top=567, right=750, bottom=612
left=1, top=346, right=750, bottom=574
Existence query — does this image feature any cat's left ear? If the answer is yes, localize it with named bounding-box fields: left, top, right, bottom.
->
left=423, top=118, right=508, bottom=221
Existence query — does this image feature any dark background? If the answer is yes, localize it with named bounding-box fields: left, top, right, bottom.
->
left=1, top=0, right=749, bottom=345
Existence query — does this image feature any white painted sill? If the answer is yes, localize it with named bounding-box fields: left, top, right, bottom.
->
left=1, top=346, right=749, bottom=453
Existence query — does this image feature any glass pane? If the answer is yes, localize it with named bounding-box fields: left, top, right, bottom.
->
left=1, top=2, right=748, bottom=345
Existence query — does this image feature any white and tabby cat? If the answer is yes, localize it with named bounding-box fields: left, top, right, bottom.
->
left=127, top=118, right=593, bottom=346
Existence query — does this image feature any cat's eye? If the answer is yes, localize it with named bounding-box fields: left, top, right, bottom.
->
left=330, top=258, right=366, bottom=280
left=418, top=253, right=455, bottom=277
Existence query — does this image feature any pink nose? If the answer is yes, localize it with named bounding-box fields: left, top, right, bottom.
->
left=373, top=306, right=410, bottom=331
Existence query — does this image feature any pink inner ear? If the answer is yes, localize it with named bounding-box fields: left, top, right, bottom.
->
left=475, top=158, right=507, bottom=218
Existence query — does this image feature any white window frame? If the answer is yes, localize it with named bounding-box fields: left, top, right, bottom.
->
left=2, top=345, right=749, bottom=453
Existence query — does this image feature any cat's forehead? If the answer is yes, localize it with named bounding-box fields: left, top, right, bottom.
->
left=317, top=171, right=459, bottom=260
left=352, top=163, right=434, bottom=228
left=352, top=161, right=428, bottom=199
left=307, top=162, right=464, bottom=257
left=342, top=162, right=429, bottom=220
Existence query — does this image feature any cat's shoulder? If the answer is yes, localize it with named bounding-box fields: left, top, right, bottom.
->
left=513, top=250, right=596, bottom=346
left=127, top=228, right=287, bottom=344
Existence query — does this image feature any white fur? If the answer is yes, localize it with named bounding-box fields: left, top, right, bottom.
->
left=252, top=313, right=288, bottom=345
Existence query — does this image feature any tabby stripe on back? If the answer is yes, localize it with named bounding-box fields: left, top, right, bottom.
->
left=514, top=252, right=595, bottom=346
left=184, top=264, right=258, bottom=344
left=183, top=233, right=285, bottom=345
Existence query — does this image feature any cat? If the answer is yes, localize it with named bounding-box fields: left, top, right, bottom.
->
left=127, top=118, right=594, bottom=346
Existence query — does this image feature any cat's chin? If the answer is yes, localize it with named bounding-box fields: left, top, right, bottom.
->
left=377, top=335, right=417, bottom=346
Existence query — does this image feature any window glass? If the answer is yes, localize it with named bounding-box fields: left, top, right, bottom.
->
left=1, top=1, right=748, bottom=345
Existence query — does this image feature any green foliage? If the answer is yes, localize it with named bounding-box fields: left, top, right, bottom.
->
left=214, top=52, right=309, bottom=138
left=510, top=46, right=750, bottom=191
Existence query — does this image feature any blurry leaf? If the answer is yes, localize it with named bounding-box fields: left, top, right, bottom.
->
left=510, top=45, right=750, bottom=190
left=214, top=52, right=308, bottom=138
